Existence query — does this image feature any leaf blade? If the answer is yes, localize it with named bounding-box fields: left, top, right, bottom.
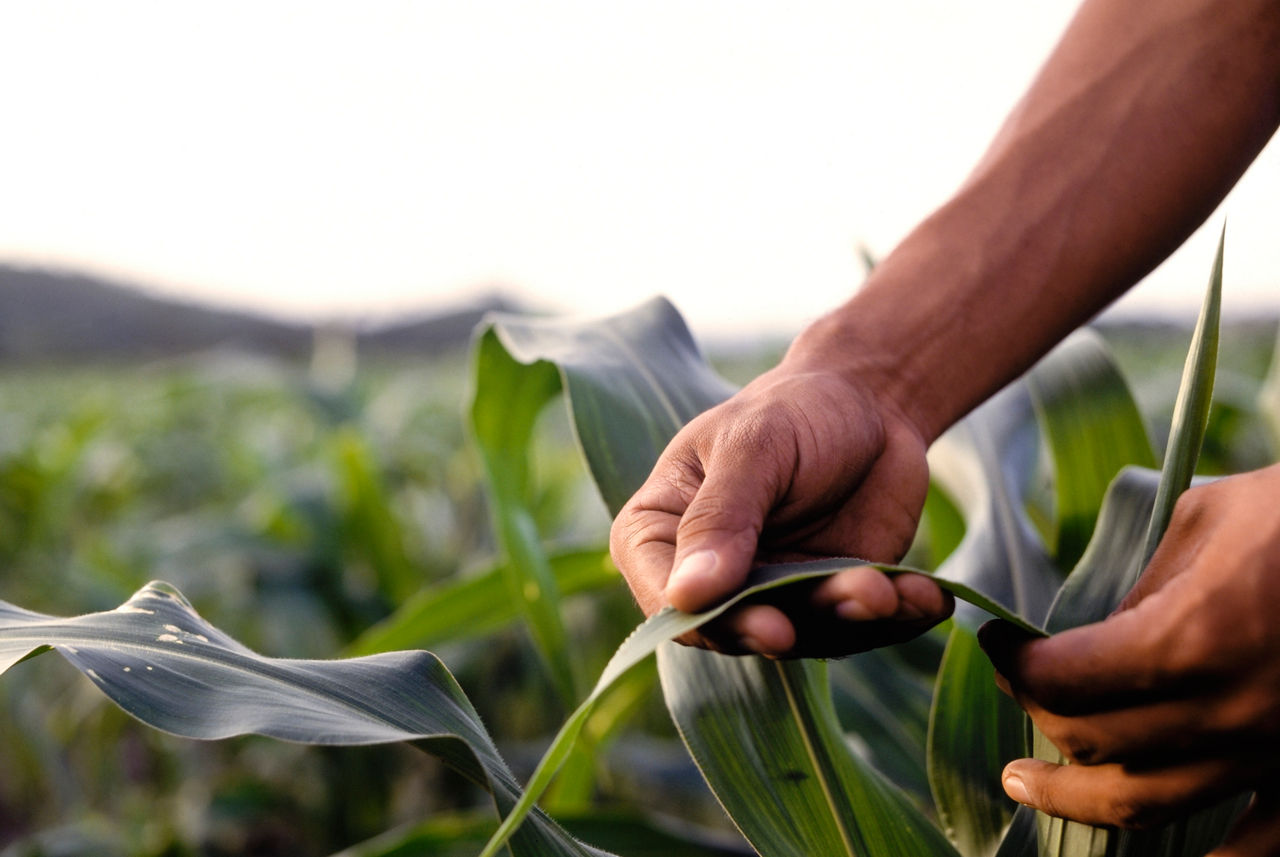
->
left=0, top=581, right=611, bottom=857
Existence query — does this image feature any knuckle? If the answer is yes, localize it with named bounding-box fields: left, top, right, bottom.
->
left=1058, top=732, right=1104, bottom=766
left=1168, top=482, right=1215, bottom=529
left=677, top=495, right=737, bottom=533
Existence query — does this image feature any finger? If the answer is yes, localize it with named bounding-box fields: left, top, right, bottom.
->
left=1010, top=690, right=1254, bottom=767
left=978, top=597, right=1198, bottom=715
left=665, top=445, right=782, bottom=612
left=892, top=572, right=954, bottom=621
left=1113, top=501, right=1207, bottom=613
left=812, top=566, right=901, bottom=619
left=609, top=513, right=678, bottom=616
left=1003, top=756, right=1254, bottom=830
left=1211, top=791, right=1279, bottom=857
left=610, top=445, right=706, bottom=615
left=722, top=603, right=796, bottom=656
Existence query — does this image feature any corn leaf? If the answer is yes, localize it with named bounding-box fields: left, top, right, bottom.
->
left=332, top=428, right=421, bottom=605
left=1025, top=330, right=1156, bottom=569
left=660, top=645, right=960, bottom=857
left=470, top=330, right=579, bottom=705
left=477, top=297, right=737, bottom=516
left=0, top=581, right=612, bottom=857
left=479, top=559, right=969, bottom=857
left=928, top=624, right=1024, bottom=857
left=1142, top=226, right=1222, bottom=564
left=345, top=549, right=616, bottom=656
left=828, top=641, right=939, bottom=807
left=993, top=807, right=1038, bottom=857
left=927, top=384, right=1062, bottom=630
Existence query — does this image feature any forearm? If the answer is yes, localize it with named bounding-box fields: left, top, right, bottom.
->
left=789, top=0, right=1280, bottom=443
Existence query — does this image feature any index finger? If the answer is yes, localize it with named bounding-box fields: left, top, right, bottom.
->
left=609, top=505, right=678, bottom=616
left=978, top=595, right=1197, bottom=715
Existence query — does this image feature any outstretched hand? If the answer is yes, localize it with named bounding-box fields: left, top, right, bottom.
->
left=609, top=359, right=953, bottom=658
left=979, top=465, right=1280, bottom=856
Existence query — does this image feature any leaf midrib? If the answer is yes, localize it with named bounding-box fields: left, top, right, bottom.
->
left=775, top=660, right=857, bottom=857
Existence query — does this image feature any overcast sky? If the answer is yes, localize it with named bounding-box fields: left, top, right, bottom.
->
left=3, top=1, right=1277, bottom=338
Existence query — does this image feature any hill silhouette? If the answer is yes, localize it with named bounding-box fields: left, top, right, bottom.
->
left=0, top=265, right=521, bottom=362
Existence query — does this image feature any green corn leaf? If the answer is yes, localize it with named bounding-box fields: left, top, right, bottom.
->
left=477, top=297, right=738, bottom=517
left=345, top=549, right=616, bottom=656
left=660, top=646, right=960, bottom=857
left=544, top=656, right=660, bottom=813
left=0, top=581, right=612, bottom=857
left=828, top=641, right=939, bottom=807
left=470, top=330, right=579, bottom=705
left=927, top=624, right=1024, bottom=857
left=1025, top=330, right=1156, bottom=569
left=332, top=427, right=420, bottom=606
left=1142, top=225, right=1222, bottom=564
left=927, top=383, right=1062, bottom=630
left=993, top=807, right=1038, bottom=857
left=1107, top=225, right=1244, bottom=857
left=479, top=559, right=971, bottom=857
left=1043, top=467, right=1160, bottom=635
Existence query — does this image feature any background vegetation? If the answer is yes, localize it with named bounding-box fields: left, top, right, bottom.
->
left=0, top=272, right=1275, bottom=856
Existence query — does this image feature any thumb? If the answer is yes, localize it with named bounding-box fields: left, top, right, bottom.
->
left=664, top=463, right=773, bottom=612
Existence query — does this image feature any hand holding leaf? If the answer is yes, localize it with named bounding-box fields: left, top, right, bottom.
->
left=610, top=360, right=953, bottom=658
left=981, top=464, right=1280, bottom=853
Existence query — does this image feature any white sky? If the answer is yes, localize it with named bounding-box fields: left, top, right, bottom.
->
left=3, top=1, right=1278, bottom=339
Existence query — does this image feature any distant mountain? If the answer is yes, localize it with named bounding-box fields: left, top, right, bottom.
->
left=357, top=292, right=525, bottom=357
left=0, top=265, right=522, bottom=362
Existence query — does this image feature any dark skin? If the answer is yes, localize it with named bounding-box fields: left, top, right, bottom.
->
left=610, top=0, right=1280, bottom=850
left=980, top=466, right=1280, bottom=853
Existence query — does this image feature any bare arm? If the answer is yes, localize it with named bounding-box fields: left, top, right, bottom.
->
left=611, top=0, right=1280, bottom=657
left=798, top=0, right=1280, bottom=443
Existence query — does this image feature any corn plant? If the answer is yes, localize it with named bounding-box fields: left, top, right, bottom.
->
left=0, top=233, right=1260, bottom=856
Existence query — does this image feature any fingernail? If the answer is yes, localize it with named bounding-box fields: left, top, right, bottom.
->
left=1003, top=772, right=1030, bottom=806
left=836, top=598, right=877, bottom=622
left=668, top=550, right=718, bottom=593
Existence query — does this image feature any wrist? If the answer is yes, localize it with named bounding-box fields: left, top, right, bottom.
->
left=780, top=304, right=941, bottom=446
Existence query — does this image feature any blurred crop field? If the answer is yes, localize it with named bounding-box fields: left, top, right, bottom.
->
left=0, top=313, right=1275, bottom=857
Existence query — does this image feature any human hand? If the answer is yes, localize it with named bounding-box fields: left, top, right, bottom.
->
left=609, top=358, right=953, bottom=658
left=978, top=465, right=1280, bottom=855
